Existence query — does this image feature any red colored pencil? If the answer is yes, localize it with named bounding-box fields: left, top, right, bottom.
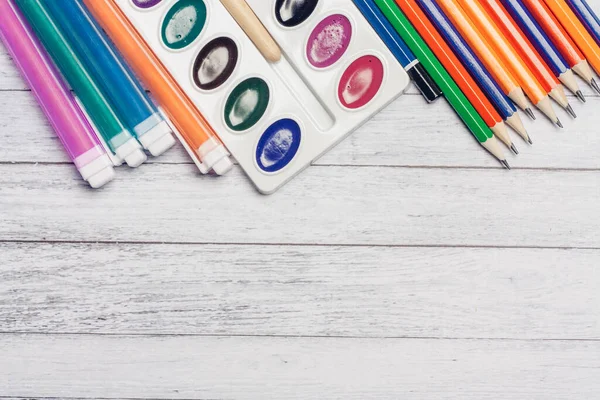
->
left=393, top=0, right=515, bottom=151
left=481, top=0, right=573, bottom=116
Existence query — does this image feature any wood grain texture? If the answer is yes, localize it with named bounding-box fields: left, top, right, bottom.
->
left=2, top=334, right=600, bottom=400
left=2, top=85, right=600, bottom=170
left=1, top=164, right=599, bottom=247
left=1, top=242, right=599, bottom=339
left=2, top=6, right=600, bottom=396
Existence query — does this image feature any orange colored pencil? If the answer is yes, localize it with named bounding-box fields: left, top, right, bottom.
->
left=437, top=0, right=531, bottom=117
left=82, top=0, right=232, bottom=175
left=523, top=0, right=598, bottom=89
left=459, top=0, right=561, bottom=125
left=392, top=0, right=514, bottom=150
left=481, top=0, right=573, bottom=114
left=543, top=0, right=600, bottom=76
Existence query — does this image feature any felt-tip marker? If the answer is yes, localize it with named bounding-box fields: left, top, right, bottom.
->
left=42, top=0, right=176, bottom=156
left=15, top=0, right=147, bottom=167
left=352, top=0, right=443, bottom=103
left=0, top=0, right=115, bottom=187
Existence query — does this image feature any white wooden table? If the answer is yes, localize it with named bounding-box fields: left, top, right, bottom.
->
left=1, top=18, right=600, bottom=398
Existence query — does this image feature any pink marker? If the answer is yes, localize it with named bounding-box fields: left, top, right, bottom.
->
left=0, top=0, right=115, bottom=188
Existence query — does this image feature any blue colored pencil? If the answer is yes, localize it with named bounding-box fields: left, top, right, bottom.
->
left=42, top=0, right=175, bottom=156
left=500, top=0, right=584, bottom=100
left=352, top=0, right=443, bottom=103
left=415, top=0, right=530, bottom=144
left=568, top=0, right=600, bottom=47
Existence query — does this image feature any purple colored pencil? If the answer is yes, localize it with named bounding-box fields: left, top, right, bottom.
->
left=0, top=0, right=115, bottom=188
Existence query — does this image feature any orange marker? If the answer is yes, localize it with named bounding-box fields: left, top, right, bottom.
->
left=437, top=0, right=532, bottom=118
left=82, top=0, right=233, bottom=175
left=459, top=0, right=561, bottom=126
left=481, top=0, right=573, bottom=115
left=523, top=0, right=598, bottom=89
left=543, top=0, right=600, bottom=77
left=393, top=0, right=514, bottom=150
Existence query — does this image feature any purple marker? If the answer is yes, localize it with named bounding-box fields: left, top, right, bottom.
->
left=0, top=0, right=115, bottom=188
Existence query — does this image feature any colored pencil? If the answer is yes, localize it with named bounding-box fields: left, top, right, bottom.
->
left=392, top=0, right=514, bottom=150
left=481, top=0, right=572, bottom=115
left=436, top=0, right=533, bottom=118
left=500, top=0, right=584, bottom=100
left=522, top=0, right=598, bottom=90
left=0, top=0, right=115, bottom=188
left=458, top=0, right=562, bottom=126
left=352, top=0, right=443, bottom=103
left=417, top=0, right=531, bottom=145
left=81, top=0, right=233, bottom=175
left=42, top=0, right=176, bottom=156
left=543, top=0, right=600, bottom=77
left=14, top=0, right=148, bottom=167
left=544, top=0, right=600, bottom=74
left=568, top=0, right=600, bottom=46
left=373, top=0, right=509, bottom=167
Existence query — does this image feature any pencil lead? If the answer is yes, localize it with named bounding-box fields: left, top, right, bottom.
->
left=525, top=107, right=536, bottom=120
left=576, top=90, right=586, bottom=103
left=510, top=143, right=519, bottom=155
left=527, top=135, right=533, bottom=145
left=501, top=159, right=511, bottom=170
left=566, top=104, right=577, bottom=119
left=591, top=78, right=600, bottom=95
left=556, top=118, right=564, bottom=128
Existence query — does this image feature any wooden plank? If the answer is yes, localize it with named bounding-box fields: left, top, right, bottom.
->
left=0, top=164, right=599, bottom=247
left=1, top=334, right=598, bottom=399
left=1, top=242, right=599, bottom=339
left=2, top=90, right=600, bottom=169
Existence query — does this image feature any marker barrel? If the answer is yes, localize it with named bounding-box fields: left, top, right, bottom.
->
left=15, top=0, right=146, bottom=167
left=42, top=0, right=175, bottom=156
left=81, top=0, right=233, bottom=175
left=0, top=0, right=114, bottom=187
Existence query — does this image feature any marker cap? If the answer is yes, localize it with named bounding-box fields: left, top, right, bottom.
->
left=407, top=63, right=443, bottom=103
left=77, top=153, right=115, bottom=188
left=201, top=144, right=234, bottom=175
left=115, top=137, right=147, bottom=167
left=138, top=120, right=176, bottom=156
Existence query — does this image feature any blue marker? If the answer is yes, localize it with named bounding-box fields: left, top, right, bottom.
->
left=416, top=0, right=530, bottom=146
left=568, top=0, right=600, bottom=46
left=352, top=0, right=442, bottom=103
left=500, top=0, right=584, bottom=101
left=42, top=0, right=176, bottom=156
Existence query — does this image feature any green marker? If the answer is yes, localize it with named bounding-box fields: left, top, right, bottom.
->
left=15, top=0, right=146, bottom=167
left=374, top=0, right=509, bottom=168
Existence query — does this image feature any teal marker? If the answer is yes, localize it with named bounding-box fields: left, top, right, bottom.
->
left=44, top=0, right=175, bottom=156
left=15, top=0, right=147, bottom=167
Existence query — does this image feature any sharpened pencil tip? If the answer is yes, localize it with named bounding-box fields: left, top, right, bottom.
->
left=501, top=159, right=511, bottom=170
left=591, top=78, right=600, bottom=95
left=527, top=136, right=533, bottom=145
left=525, top=108, right=536, bottom=120
left=566, top=104, right=577, bottom=119
left=576, top=90, right=586, bottom=103
left=556, top=118, right=564, bottom=128
left=510, top=143, right=519, bottom=155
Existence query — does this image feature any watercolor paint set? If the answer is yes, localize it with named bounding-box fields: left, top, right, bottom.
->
left=114, top=0, right=410, bottom=193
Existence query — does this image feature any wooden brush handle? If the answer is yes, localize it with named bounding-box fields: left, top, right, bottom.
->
left=220, top=0, right=282, bottom=63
